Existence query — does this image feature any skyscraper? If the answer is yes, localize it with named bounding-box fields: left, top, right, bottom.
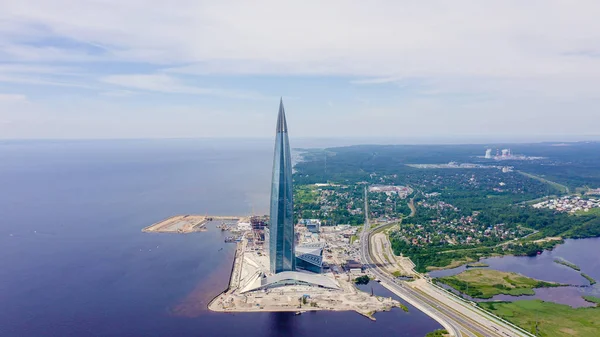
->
left=269, top=98, right=295, bottom=274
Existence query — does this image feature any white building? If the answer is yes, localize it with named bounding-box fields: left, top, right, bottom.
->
left=237, top=222, right=252, bottom=231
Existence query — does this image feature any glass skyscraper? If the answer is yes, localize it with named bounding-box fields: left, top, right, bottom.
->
left=269, top=98, right=295, bottom=274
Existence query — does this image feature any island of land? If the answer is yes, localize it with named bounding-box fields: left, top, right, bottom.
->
left=435, top=269, right=564, bottom=299
left=582, top=296, right=600, bottom=306
left=553, top=258, right=581, bottom=271
left=581, top=273, right=597, bottom=285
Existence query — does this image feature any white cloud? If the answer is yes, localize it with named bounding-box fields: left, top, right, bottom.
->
left=0, top=93, right=27, bottom=101
left=101, top=73, right=270, bottom=100
left=0, top=63, right=95, bottom=88
left=0, top=1, right=598, bottom=98
left=0, top=74, right=95, bottom=88
left=0, top=96, right=274, bottom=139
left=351, top=77, right=403, bottom=85
left=1, top=1, right=599, bottom=138
left=0, top=1, right=597, bottom=75
left=102, top=74, right=191, bottom=93
left=0, top=64, right=77, bottom=75
left=0, top=44, right=102, bottom=63
left=98, top=90, right=137, bottom=97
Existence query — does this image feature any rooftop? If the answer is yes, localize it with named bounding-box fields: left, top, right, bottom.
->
left=261, top=271, right=340, bottom=291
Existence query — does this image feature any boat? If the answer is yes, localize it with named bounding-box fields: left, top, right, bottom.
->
left=295, top=311, right=302, bottom=315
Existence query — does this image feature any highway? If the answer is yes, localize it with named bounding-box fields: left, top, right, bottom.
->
left=359, top=187, right=535, bottom=337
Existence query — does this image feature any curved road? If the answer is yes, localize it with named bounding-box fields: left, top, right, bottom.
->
left=359, top=187, right=534, bottom=337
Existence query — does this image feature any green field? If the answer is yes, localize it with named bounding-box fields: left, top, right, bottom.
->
left=583, top=296, right=600, bottom=306
left=575, top=208, right=600, bottom=216
left=581, top=273, right=597, bottom=285
left=294, top=185, right=319, bottom=204
left=518, top=171, right=570, bottom=193
left=425, top=329, right=449, bottom=337
left=479, top=300, right=600, bottom=337
left=436, top=269, right=562, bottom=299
left=554, top=258, right=581, bottom=271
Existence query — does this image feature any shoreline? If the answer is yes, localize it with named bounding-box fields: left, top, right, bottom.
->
left=207, top=239, right=402, bottom=320
left=423, top=236, right=600, bottom=274
left=142, top=214, right=244, bottom=233
left=207, top=296, right=391, bottom=321
left=207, top=287, right=399, bottom=321
left=434, top=269, right=571, bottom=300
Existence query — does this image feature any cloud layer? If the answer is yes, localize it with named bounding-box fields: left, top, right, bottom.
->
left=0, top=1, right=599, bottom=139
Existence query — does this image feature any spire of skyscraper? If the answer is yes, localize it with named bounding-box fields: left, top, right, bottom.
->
left=276, top=97, right=287, bottom=133
left=269, top=98, right=295, bottom=274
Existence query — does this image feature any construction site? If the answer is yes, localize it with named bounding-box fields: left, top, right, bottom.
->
left=370, top=227, right=417, bottom=278
left=208, top=221, right=404, bottom=319
left=142, top=215, right=242, bottom=233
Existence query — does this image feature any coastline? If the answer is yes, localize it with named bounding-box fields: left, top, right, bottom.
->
left=424, top=236, right=575, bottom=273
left=142, top=215, right=243, bottom=233
left=207, top=239, right=402, bottom=320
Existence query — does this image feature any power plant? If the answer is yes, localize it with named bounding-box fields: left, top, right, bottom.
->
left=483, top=148, right=542, bottom=161
left=485, top=149, right=492, bottom=159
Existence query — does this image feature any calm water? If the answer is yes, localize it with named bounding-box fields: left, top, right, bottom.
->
left=429, top=238, right=600, bottom=307
left=0, top=139, right=441, bottom=337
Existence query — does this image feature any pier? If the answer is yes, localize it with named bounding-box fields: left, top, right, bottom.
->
left=142, top=215, right=243, bottom=233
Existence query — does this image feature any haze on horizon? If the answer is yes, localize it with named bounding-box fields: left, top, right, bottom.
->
left=1, top=1, right=599, bottom=141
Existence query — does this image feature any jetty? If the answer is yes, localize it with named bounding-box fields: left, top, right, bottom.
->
left=142, top=215, right=242, bottom=233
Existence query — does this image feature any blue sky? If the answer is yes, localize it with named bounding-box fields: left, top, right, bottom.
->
left=1, top=1, right=599, bottom=140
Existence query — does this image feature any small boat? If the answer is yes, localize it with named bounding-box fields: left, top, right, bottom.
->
left=295, top=311, right=302, bottom=315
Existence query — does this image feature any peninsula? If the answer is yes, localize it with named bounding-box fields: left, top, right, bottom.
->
left=142, top=215, right=241, bottom=233
left=207, top=99, right=403, bottom=319
left=208, top=234, right=402, bottom=319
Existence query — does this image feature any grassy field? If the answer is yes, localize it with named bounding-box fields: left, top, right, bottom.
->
left=479, top=300, right=600, bottom=337
left=425, top=329, right=449, bottom=337
left=294, top=185, right=319, bottom=204
left=518, top=171, right=570, bottom=193
left=426, top=257, right=476, bottom=271
left=583, top=296, right=600, bottom=306
left=554, top=258, right=581, bottom=271
left=581, top=273, right=597, bottom=285
left=575, top=208, right=600, bottom=216
left=436, top=269, right=562, bottom=299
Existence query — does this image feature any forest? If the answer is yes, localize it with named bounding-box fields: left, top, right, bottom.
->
left=294, top=142, right=600, bottom=271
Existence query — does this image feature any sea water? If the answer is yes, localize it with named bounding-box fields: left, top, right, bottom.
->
left=0, top=139, right=441, bottom=337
